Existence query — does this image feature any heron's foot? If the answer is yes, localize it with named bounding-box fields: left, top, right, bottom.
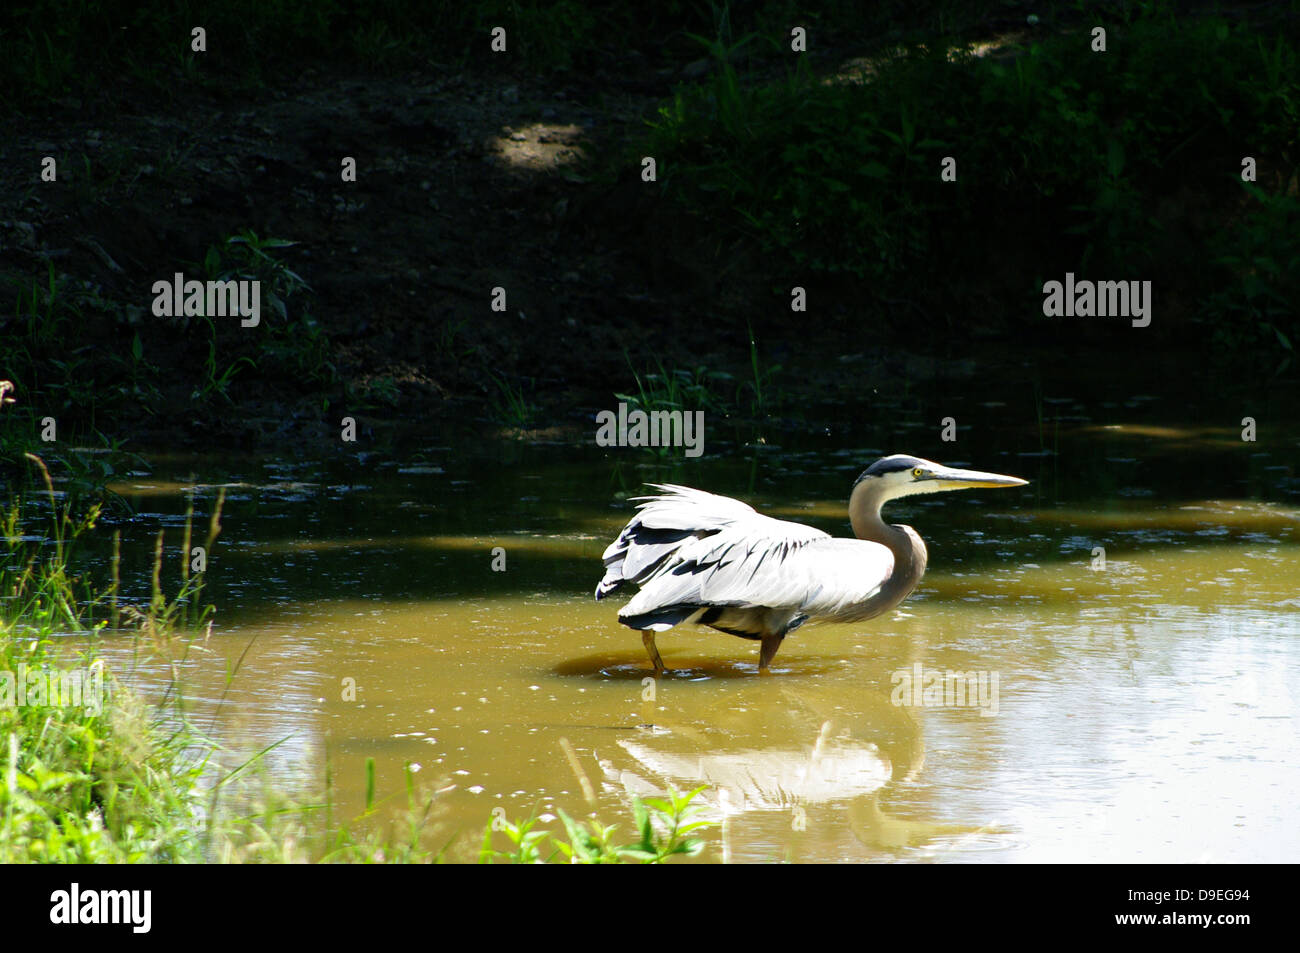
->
left=642, top=631, right=668, bottom=675
left=758, top=634, right=784, bottom=673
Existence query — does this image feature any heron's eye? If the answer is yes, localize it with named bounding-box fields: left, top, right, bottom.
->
left=912, top=467, right=925, bottom=478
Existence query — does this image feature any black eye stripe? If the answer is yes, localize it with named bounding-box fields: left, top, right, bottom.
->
left=854, top=455, right=927, bottom=485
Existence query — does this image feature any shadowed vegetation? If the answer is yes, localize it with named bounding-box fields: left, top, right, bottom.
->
left=640, top=7, right=1299, bottom=353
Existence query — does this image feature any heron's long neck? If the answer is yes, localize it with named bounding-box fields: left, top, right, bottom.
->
left=848, top=481, right=929, bottom=617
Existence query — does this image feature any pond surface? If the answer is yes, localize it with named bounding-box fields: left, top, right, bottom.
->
left=85, top=354, right=1300, bottom=862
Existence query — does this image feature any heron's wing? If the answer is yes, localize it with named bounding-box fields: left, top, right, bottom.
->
left=596, top=484, right=827, bottom=600
left=620, top=535, right=895, bottom=631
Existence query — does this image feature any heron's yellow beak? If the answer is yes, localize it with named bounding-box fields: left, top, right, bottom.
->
left=924, top=466, right=1029, bottom=491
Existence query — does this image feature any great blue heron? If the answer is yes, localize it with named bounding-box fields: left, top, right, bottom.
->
left=596, top=454, right=1027, bottom=673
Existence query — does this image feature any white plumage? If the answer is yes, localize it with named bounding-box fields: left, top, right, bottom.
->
left=598, top=484, right=892, bottom=637
left=595, top=456, right=1027, bottom=673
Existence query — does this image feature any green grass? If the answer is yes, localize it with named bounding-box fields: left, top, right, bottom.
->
left=487, top=373, right=540, bottom=431
left=614, top=339, right=786, bottom=455
left=742, top=327, right=784, bottom=419
left=481, top=785, right=714, bottom=864
left=618, top=355, right=735, bottom=416
left=1, top=450, right=219, bottom=861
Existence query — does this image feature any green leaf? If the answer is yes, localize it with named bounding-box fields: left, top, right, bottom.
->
left=633, top=797, right=652, bottom=847
left=1271, top=324, right=1293, bottom=352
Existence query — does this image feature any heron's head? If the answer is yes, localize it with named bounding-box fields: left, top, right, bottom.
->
left=854, top=454, right=1028, bottom=503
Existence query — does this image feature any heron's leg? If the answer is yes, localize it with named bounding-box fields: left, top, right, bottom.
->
left=758, top=634, right=783, bottom=673
left=642, top=631, right=667, bottom=674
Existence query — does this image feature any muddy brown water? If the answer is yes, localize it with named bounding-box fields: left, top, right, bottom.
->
left=66, top=374, right=1300, bottom=863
